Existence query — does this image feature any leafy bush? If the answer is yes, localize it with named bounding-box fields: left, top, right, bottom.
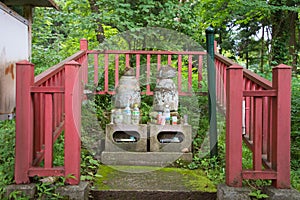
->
left=0, top=120, right=16, bottom=198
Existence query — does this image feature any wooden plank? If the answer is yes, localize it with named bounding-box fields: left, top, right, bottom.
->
left=243, top=90, right=276, bottom=97
left=242, top=170, right=277, bottom=180
left=28, top=167, right=64, bottom=177
left=15, top=60, right=34, bottom=184
left=44, top=94, right=53, bottom=169
left=30, top=86, right=64, bottom=93
left=253, top=97, right=263, bottom=171
left=225, top=65, right=244, bottom=187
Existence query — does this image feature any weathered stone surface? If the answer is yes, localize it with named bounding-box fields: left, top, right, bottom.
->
left=262, top=186, right=300, bottom=200
left=92, top=165, right=216, bottom=200
left=149, top=124, right=192, bottom=152
left=217, top=184, right=251, bottom=200
left=91, top=190, right=216, bottom=200
left=55, top=181, right=89, bottom=200
left=101, top=151, right=192, bottom=166
left=105, top=124, right=148, bottom=152
left=6, top=184, right=36, bottom=199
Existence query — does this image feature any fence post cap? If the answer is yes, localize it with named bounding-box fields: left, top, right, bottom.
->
left=273, top=64, right=292, bottom=70
left=65, top=60, right=81, bottom=66
left=227, top=64, right=243, bottom=70
left=205, top=26, right=214, bottom=34
left=16, top=60, right=34, bottom=66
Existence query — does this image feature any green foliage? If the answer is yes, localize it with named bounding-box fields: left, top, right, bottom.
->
left=249, top=189, right=269, bottom=200
left=0, top=120, right=16, bottom=198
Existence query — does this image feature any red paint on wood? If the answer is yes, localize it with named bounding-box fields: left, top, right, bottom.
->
left=104, top=54, right=109, bottom=93
left=198, top=55, right=203, bottom=89
left=146, top=54, right=152, bottom=95
left=44, top=94, right=53, bottom=169
left=168, top=55, right=172, bottom=65
left=271, top=65, right=291, bottom=188
left=64, top=61, right=81, bottom=185
left=15, top=60, right=34, bottom=184
left=253, top=97, right=262, bottom=171
left=242, top=170, right=277, bottom=180
left=177, top=55, right=182, bottom=94
left=226, top=65, right=243, bottom=187
left=188, top=55, right=192, bottom=93
left=136, top=54, right=140, bottom=79
left=115, top=54, right=119, bottom=88
left=126, top=54, right=130, bottom=68
left=94, top=54, right=99, bottom=86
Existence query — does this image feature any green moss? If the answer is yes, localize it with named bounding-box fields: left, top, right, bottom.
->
left=94, top=165, right=216, bottom=192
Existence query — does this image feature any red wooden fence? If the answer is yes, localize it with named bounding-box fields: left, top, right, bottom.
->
left=215, top=53, right=292, bottom=188
left=15, top=39, right=291, bottom=188
left=86, top=49, right=207, bottom=96
left=15, top=40, right=88, bottom=184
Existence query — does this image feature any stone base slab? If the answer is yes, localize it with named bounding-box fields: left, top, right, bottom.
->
left=55, top=181, right=89, bottom=200
left=105, top=124, right=148, bottom=152
left=6, top=183, right=36, bottom=199
left=262, top=186, right=300, bottom=200
left=149, top=124, right=192, bottom=152
left=101, top=151, right=193, bottom=166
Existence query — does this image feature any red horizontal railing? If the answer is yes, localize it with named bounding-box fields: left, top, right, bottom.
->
left=15, top=39, right=88, bottom=185
left=215, top=53, right=292, bottom=189
left=86, top=49, right=207, bottom=96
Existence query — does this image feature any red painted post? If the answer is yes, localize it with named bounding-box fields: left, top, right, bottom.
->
left=226, top=65, right=243, bottom=187
left=64, top=60, right=82, bottom=185
left=271, top=64, right=291, bottom=188
left=15, top=60, right=34, bottom=184
left=80, top=38, right=88, bottom=85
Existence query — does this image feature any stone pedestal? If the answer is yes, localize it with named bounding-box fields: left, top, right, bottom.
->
left=105, top=124, right=148, bottom=152
left=149, top=124, right=192, bottom=153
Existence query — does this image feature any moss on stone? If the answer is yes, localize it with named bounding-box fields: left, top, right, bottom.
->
left=94, top=165, right=216, bottom=192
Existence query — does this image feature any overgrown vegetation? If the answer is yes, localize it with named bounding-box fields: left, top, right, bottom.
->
left=1, top=0, right=299, bottom=198
left=0, top=120, right=100, bottom=199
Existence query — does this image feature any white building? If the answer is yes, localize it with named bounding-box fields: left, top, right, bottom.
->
left=0, top=0, right=58, bottom=120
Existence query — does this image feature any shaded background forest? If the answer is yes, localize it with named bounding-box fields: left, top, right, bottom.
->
left=31, top=0, right=300, bottom=74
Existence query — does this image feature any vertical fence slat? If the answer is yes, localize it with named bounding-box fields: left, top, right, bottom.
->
left=178, top=55, right=182, bottom=94
left=267, top=98, right=273, bottom=163
left=146, top=54, right=151, bottom=95
left=136, top=54, right=140, bottom=80
left=15, top=60, right=34, bottom=184
left=115, top=54, right=119, bottom=89
left=157, top=54, right=161, bottom=70
left=80, top=39, right=88, bottom=85
left=104, top=54, right=109, bottom=93
left=188, top=55, right=192, bottom=93
left=262, top=97, right=269, bottom=155
left=33, top=93, right=41, bottom=155
left=226, top=65, right=243, bottom=187
left=94, top=54, right=99, bottom=86
left=198, top=55, right=203, bottom=89
left=168, top=55, right=172, bottom=65
left=44, top=94, right=53, bottom=169
left=126, top=54, right=130, bottom=68
left=253, top=97, right=263, bottom=171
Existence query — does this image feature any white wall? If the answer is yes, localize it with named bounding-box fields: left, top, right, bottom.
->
left=0, top=6, right=29, bottom=114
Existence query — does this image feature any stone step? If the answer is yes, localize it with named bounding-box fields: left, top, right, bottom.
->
left=91, top=165, right=217, bottom=200
left=101, top=151, right=193, bottom=166
left=91, top=189, right=216, bottom=200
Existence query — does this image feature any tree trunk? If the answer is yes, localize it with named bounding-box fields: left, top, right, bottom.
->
left=260, top=25, right=265, bottom=73
left=289, top=11, right=297, bottom=72
left=88, top=0, right=105, bottom=43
